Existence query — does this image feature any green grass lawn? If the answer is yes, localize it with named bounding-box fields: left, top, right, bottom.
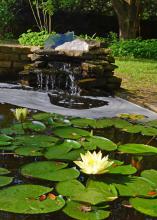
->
left=115, top=58, right=157, bottom=107
left=115, top=58, right=157, bottom=89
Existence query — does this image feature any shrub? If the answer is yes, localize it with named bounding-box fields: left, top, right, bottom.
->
left=18, top=30, right=56, bottom=46
left=110, top=39, right=157, bottom=59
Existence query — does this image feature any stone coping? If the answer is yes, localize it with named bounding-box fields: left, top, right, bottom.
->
left=0, top=88, right=157, bottom=120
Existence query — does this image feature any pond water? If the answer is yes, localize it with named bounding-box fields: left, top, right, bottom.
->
left=0, top=104, right=157, bottom=220
left=1, top=67, right=157, bottom=220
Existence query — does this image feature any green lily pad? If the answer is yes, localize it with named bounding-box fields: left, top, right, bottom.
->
left=63, top=200, right=110, bottom=220
left=0, top=167, right=10, bottom=175
left=32, top=112, right=53, bottom=121
left=0, top=145, right=18, bottom=151
left=0, top=184, right=65, bottom=214
left=130, top=197, right=157, bottom=217
left=0, top=176, right=13, bottom=187
left=118, top=143, right=157, bottom=155
left=141, top=169, right=157, bottom=188
left=122, top=125, right=144, bottom=134
left=111, top=118, right=132, bottom=129
left=14, top=135, right=58, bottom=148
left=53, top=127, right=90, bottom=140
left=56, top=179, right=117, bottom=205
left=0, top=135, right=13, bottom=142
left=23, top=121, right=46, bottom=132
left=45, top=145, right=84, bottom=161
left=145, top=120, right=157, bottom=128
left=1, top=124, right=24, bottom=135
left=108, top=164, right=137, bottom=175
left=15, top=146, right=43, bottom=157
left=95, top=119, right=114, bottom=128
left=111, top=176, right=154, bottom=197
left=21, top=161, right=80, bottom=182
left=82, top=136, right=117, bottom=151
left=70, top=118, right=97, bottom=128
left=141, top=127, right=157, bottom=136
left=0, top=141, right=12, bottom=146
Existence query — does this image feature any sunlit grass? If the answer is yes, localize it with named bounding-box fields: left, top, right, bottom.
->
left=115, top=58, right=157, bottom=90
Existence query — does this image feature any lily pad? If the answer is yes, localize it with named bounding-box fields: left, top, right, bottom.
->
left=21, top=161, right=80, bottom=182
left=23, top=121, right=46, bottom=132
left=111, top=176, right=154, bottom=197
left=33, top=112, right=53, bottom=121
left=14, top=135, right=58, bottom=148
left=0, top=184, right=65, bottom=214
left=130, top=197, right=157, bottom=217
left=145, top=120, right=157, bottom=128
left=141, top=169, right=157, bottom=188
left=63, top=200, right=110, bottom=220
left=81, top=136, right=117, bottom=151
left=108, top=164, right=137, bottom=175
left=118, top=143, right=157, bottom=155
left=53, top=127, right=90, bottom=139
left=70, top=118, right=97, bottom=128
left=1, top=124, right=24, bottom=135
left=0, top=167, right=10, bottom=175
left=56, top=179, right=117, bottom=205
left=0, top=176, right=13, bottom=187
left=0, top=141, right=12, bottom=146
left=15, top=146, right=43, bottom=157
left=0, top=135, right=13, bottom=142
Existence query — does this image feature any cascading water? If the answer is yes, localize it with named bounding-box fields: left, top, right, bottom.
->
left=19, top=61, right=108, bottom=109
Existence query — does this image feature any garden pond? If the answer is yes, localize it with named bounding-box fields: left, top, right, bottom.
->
left=0, top=105, right=157, bottom=220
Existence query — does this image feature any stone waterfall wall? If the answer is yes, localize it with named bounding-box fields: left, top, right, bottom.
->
left=27, top=41, right=122, bottom=95
left=0, top=44, right=39, bottom=75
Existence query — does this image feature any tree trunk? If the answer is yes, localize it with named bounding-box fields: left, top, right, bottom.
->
left=111, top=0, right=141, bottom=39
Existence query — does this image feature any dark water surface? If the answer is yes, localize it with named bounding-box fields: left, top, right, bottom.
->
left=0, top=104, right=157, bottom=220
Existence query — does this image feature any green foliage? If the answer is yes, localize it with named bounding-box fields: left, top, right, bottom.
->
left=18, top=30, right=55, bottom=46
left=0, top=184, right=65, bottom=214
left=110, top=39, right=157, bottom=59
left=2, top=111, right=157, bottom=217
left=0, top=0, right=16, bottom=38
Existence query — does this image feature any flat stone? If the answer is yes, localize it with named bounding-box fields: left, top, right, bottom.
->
left=0, top=88, right=157, bottom=120
left=55, top=39, right=89, bottom=55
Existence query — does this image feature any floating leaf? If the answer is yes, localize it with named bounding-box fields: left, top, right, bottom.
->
left=111, top=118, right=132, bottom=129
left=0, top=176, right=13, bottom=187
left=82, top=136, right=117, bottom=151
left=14, top=135, right=58, bottom=148
left=15, top=146, right=43, bottom=157
left=145, top=120, right=157, bottom=128
left=63, top=200, right=110, bottom=220
left=21, top=161, right=79, bottom=182
left=0, top=184, right=65, bottom=214
left=1, top=124, right=24, bottom=135
left=70, top=118, right=97, bottom=128
left=0, top=135, right=13, bottom=142
left=95, top=119, right=114, bottom=128
left=117, top=113, right=146, bottom=121
left=56, top=179, right=117, bottom=205
left=141, top=169, right=157, bottom=188
left=118, top=144, right=157, bottom=155
left=108, top=164, right=137, bottom=175
left=111, top=176, right=154, bottom=197
left=23, top=121, right=46, bottom=132
left=53, top=127, right=90, bottom=139
left=130, top=197, right=157, bottom=217
left=0, top=167, right=10, bottom=175
left=33, top=113, right=53, bottom=121
left=122, top=125, right=144, bottom=134
left=0, top=141, right=12, bottom=146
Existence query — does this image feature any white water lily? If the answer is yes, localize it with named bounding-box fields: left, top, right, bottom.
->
left=13, top=108, right=28, bottom=122
left=74, top=151, right=114, bottom=174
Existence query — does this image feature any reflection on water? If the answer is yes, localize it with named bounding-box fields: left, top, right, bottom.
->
left=0, top=103, right=15, bottom=128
